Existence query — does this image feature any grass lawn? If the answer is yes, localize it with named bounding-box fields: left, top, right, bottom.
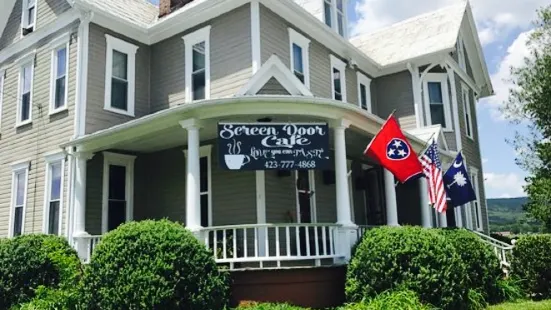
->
left=488, top=300, right=551, bottom=310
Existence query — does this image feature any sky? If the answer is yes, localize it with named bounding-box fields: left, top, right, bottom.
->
left=148, top=0, right=546, bottom=198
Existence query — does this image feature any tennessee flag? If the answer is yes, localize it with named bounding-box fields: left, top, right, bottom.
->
left=364, top=115, right=424, bottom=183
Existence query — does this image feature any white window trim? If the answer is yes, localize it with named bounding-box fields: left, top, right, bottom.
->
left=0, top=68, right=5, bottom=132
left=295, top=170, right=317, bottom=224
left=323, top=0, right=348, bottom=38
left=15, top=52, right=35, bottom=127
left=330, top=54, right=347, bottom=102
left=423, top=73, right=453, bottom=132
left=182, top=26, right=211, bottom=103
left=21, top=0, right=37, bottom=34
left=288, top=28, right=311, bottom=89
left=470, top=167, right=484, bottom=232
left=9, top=161, right=30, bottom=237
left=104, top=34, right=138, bottom=117
left=465, top=204, right=474, bottom=230
left=183, top=145, right=213, bottom=226
left=357, top=71, right=372, bottom=113
left=101, top=152, right=136, bottom=233
left=457, top=33, right=467, bottom=72
left=461, top=83, right=474, bottom=140
left=43, top=152, right=65, bottom=235
left=49, top=34, right=71, bottom=115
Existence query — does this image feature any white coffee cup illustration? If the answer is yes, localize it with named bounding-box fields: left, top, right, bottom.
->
left=225, top=154, right=251, bottom=170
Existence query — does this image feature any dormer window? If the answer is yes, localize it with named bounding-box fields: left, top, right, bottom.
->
left=323, top=0, right=347, bottom=38
left=22, top=0, right=37, bottom=35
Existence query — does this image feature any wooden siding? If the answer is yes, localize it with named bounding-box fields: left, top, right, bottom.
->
left=257, top=77, right=290, bottom=95
left=0, top=25, right=78, bottom=237
left=373, top=71, right=416, bottom=129
left=85, top=23, right=151, bottom=134
left=150, top=4, right=252, bottom=112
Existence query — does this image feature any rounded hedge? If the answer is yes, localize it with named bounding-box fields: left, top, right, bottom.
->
left=439, top=228, right=503, bottom=303
left=82, top=219, right=229, bottom=310
left=0, top=234, right=82, bottom=309
left=346, top=226, right=468, bottom=310
left=511, top=234, right=551, bottom=298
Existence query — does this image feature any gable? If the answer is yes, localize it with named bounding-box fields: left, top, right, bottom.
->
left=256, top=77, right=291, bottom=96
left=0, top=0, right=21, bottom=51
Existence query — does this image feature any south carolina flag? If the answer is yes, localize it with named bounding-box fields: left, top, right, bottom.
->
left=364, top=115, right=424, bottom=183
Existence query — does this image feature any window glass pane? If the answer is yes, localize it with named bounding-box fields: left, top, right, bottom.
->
left=109, top=165, right=126, bottom=200
left=360, top=84, right=368, bottom=110
left=16, top=172, right=25, bottom=206
left=337, top=14, right=344, bottom=36
left=23, top=65, right=32, bottom=93
left=50, top=162, right=62, bottom=200
left=430, top=104, right=446, bottom=127
left=200, top=157, right=208, bottom=193
left=108, top=200, right=126, bottom=231
left=111, top=79, right=128, bottom=110
left=27, top=7, right=35, bottom=26
left=324, top=1, right=332, bottom=27
left=14, top=207, right=23, bottom=236
left=192, top=71, right=205, bottom=100
left=21, top=93, right=30, bottom=121
left=333, top=68, right=342, bottom=101
left=336, top=0, right=343, bottom=11
left=292, top=44, right=303, bottom=74
left=192, top=42, right=205, bottom=72
left=112, top=51, right=128, bottom=80
left=200, top=194, right=209, bottom=227
left=427, top=82, right=443, bottom=103
left=56, top=48, right=67, bottom=78
left=48, top=201, right=60, bottom=235
left=55, top=77, right=66, bottom=109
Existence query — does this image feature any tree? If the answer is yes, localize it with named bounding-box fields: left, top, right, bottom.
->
left=503, top=6, right=551, bottom=231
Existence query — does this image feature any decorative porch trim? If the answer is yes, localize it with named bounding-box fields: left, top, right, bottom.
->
left=236, top=55, right=314, bottom=96
left=101, top=152, right=136, bottom=233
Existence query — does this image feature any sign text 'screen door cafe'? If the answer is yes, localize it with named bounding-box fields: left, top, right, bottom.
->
left=217, top=123, right=330, bottom=170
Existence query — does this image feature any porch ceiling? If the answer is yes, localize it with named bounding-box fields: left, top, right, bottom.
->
left=62, top=96, right=447, bottom=159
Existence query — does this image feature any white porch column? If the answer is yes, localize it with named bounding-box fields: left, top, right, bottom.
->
left=419, top=177, right=432, bottom=228
left=333, top=119, right=356, bottom=263
left=384, top=169, right=399, bottom=226
left=439, top=211, right=448, bottom=228
left=180, top=119, right=202, bottom=232
left=455, top=207, right=464, bottom=228
left=73, top=152, right=94, bottom=260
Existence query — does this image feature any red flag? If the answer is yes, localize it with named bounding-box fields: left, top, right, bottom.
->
left=364, top=115, right=423, bottom=183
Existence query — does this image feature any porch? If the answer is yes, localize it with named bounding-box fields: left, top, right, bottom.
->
left=64, top=96, right=450, bottom=268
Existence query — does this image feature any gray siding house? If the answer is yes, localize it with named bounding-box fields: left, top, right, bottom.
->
left=0, top=0, right=495, bottom=270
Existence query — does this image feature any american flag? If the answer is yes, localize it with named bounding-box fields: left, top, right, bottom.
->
left=420, top=141, right=447, bottom=213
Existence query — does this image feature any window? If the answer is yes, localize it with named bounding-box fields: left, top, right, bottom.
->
left=288, top=28, right=311, bottom=88
left=470, top=168, right=483, bottom=231
left=102, top=152, right=136, bottom=233
left=357, top=72, right=372, bottom=113
left=17, top=54, right=35, bottom=126
left=423, top=73, right=452, bottom=131
left=462, top=84, right=474, bottom=139
left=323, top=0, right=347, bottom=37
left=183, top=26, right=211, bottom=102
left=50, top=39, right=70, bottom=114
left=44, top=154, right=64, bottom=235
left=457, top=35, right=467, bottom=71
left=10, top=162, right=29, bottom=237
left=330, top=55, right=347, bottom=102
left=104, top=35, right=138, bottom=116
left=22, top=0, right=37, bottom=35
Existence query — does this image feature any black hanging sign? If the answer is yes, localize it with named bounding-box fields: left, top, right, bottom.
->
left=218, top=123, right=330, bottom=171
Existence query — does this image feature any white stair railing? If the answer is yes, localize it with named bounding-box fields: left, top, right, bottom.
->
left=470, top=230, right=514, bottom=267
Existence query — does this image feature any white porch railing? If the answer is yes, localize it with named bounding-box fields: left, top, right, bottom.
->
left=74, top=235, right=103, bottom=263
left=356, top=225, right=379, bottom=240
left=202, top=223, right=343, bottom=269
left=470, top=230, right=514, bottom=268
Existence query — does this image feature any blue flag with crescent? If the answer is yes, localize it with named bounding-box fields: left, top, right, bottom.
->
left=443, top=152, right=477, bottom=207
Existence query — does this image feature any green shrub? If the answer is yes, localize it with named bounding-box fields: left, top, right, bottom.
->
left=82, top=219, right=229, bottom=310
left=235, top=302, right=308, bottom=309
left=345, top=290, right=432, bottom=310
left=16, top=286, right=83, bottom=310
left=0, top=235, right=81, bottom=309
left=439, top=229, right=503, bottom=303
left=346, top=226, right=468, bottom=310
left=467, top=289, right=487, bottom=310
left=494, top=277, right=525, bottom=303
left=511, top=234, right=551, bottom=298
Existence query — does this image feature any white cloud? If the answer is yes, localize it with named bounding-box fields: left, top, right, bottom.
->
left=351, top=0, right=547, bottom=45
left=482, top=158, right=489, bottom=164
left=480, top=30, right=533, bottom=120
left=484, top=172, right=527, bottom=198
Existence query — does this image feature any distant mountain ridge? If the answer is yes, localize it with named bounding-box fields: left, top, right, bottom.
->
left=487, top=197, right=540, bottom=233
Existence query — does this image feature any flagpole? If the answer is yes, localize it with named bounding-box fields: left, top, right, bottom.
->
left=364, top=110, right=397, bottom=154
